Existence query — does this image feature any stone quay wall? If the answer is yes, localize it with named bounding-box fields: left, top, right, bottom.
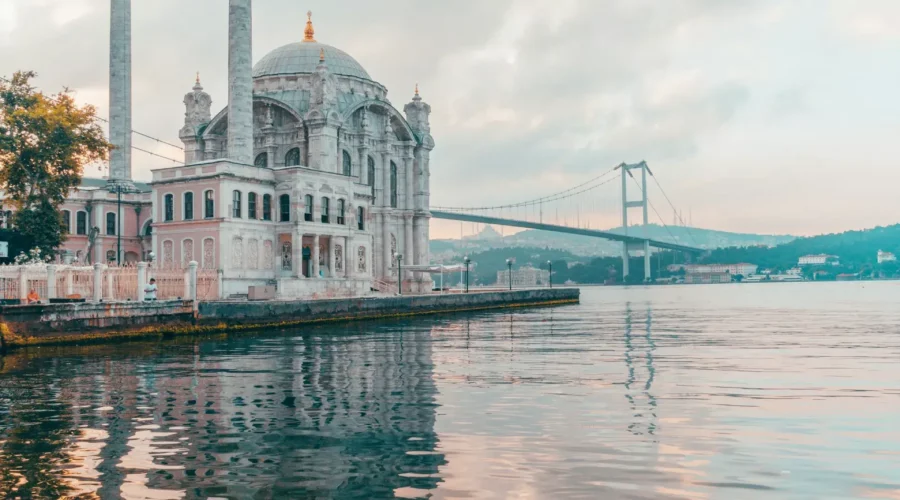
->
left=0, top=301, right=196, bottom=349
left=0, top=289, right=579, bottom=351
left=198, top=288, right=580, bottom=326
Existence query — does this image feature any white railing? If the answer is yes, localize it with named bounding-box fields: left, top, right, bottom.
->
left=0, top=261, right=219, bottom=304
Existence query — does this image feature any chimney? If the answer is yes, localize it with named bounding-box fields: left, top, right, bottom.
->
left=227, top=0, right=253, bottom=164
left=108, top=0, right=132, bottom=183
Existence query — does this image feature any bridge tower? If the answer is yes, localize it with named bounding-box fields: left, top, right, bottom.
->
left=619, top=162, right=652, bottom=282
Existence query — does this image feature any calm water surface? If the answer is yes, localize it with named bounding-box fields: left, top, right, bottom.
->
left=1, top=282, right=900, bottom=499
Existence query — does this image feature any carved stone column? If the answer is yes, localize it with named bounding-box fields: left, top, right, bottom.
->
left=358, top=145, right=369, bottom=185
left=403, top=149, right=414, bottom=210
left=382, top=213, right=391, bottom=281
left=328, top=235, right=335, bottom=278
left=342, top=236, right=350, bottom=278
left=312, top=234, right=320, bottom=278
left=292, top=232, right=302, bottom=278
left=381, top=151, right=391, bottom=208
left=404, top=214, right=413, bottom=284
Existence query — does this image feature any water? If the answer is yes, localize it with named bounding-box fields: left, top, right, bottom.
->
left=1, top=282, right=900, bottom=499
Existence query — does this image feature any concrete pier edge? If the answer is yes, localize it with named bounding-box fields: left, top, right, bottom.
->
left=0, top=289, right=579, bottom=351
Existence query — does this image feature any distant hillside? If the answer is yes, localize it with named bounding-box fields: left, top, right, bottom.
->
left=431, top=224, right=794, bottom=259
left=702, top=224, right=900, bottom=277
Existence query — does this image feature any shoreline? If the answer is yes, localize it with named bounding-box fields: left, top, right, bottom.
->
left=0, top=288, right=579, bottom=352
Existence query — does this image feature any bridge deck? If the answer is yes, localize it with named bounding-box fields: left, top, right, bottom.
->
left=431, top=210, right=704, bottom=254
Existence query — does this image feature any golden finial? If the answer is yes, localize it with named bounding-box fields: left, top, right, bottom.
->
left=303, top=10, right=316, bottom=42
left=415, top=83, right=419, bottom=96
left=195, top=71, right=200, bottom=84
left=319, top=48, right=325, bottom=62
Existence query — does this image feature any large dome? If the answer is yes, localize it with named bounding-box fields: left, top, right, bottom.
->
left=252, top=42, right=372, bottom=81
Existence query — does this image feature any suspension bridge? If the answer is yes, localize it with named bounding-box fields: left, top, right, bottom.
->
left=431, top=161, right=704, bottom=281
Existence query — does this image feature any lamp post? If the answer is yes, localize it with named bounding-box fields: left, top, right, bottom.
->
left=506, top=258, right=513, bottom=290
left=547, top=260, right=553, bottom=288
left=110, top=183, right=133, bottom=265
left=463, top=256, right=470, bottom=293
left=395, top=253, right=403, bottom=295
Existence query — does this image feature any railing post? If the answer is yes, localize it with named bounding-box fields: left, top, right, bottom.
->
left=92, top=263, right=103, bottom=302
left=47, top=265, right=58, bottom=299
left=18, top=266, right=27, bottom=303
left=66, top=268, right=74, bottom=296
left=217, top=269, right=224, bottom=299
left=137, top=262, right=147, bottom=302
left=188, top=261, right=198, bottom=310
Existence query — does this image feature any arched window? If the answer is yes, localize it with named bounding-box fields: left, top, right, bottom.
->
left=280, top=194, right=291, bottom=222
left=106, top=250, right=116, bottom=263
left=144, top=220, right=153, bottom=236
left=304, top=194, right=313, bottom=222
left=248, top=192, right=258, bottom=220
left=164, top=194, right=174, bottom=221
left=254, top=152, right=268, bottom=168
left=204, top=190, right=215, bottom=218
left=262, top=194, right=272, bottom=221
left=390, top=161, right=398, bottom=208
left=342, top=150, right=352, bottom=176
left=285, top=148, right=301, bottom=167
left=62, top=210, right=71, bottom=234
left=321, top=197, right=330, bottom=224
left=76, top=211, right=87, bottom=235
left=184, top=192, right=194, bottom=220
left=357, top=206, right=365, bottom=231
left=106, top=212, right=116, bottom=235
left=367, top=156, right=375, bottom=192
left=337, top=199, right=346, bottom=225
left=232, top=190, right=242, bottom=218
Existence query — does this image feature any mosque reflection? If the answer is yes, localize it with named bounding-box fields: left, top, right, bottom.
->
left=0, top=323, right=445, bottom=499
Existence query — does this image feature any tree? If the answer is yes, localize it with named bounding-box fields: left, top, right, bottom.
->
left=0, top=71, right=109, bottom=256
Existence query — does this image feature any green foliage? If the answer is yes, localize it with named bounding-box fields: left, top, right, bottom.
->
left=0, top=71, right=109, bottom=256
left=701, top=225, right=900, bottom=278
left=13, top=202, right=65, bottom=257
left=463, top=246, right=684, bottom=284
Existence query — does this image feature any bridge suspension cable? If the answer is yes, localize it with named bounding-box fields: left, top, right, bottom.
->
left=433, top=164, right=620, bottom=212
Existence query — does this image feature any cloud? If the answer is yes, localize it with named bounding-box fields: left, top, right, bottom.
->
left=3, top=0, right=900, bottom=237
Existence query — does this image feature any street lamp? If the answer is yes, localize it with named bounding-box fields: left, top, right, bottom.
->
left=463, top=255, right=470, bottom=293
left=547, top=260, right=553, bottom=288
left=109, top=183, right=133, bottom=265
left=506, top=258, right=513, bottom=290
left=395, top=253, right=403, bottom=295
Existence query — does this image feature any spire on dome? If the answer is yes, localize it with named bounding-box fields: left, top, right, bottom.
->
left=319, top=47, right=325, bottom=62
left=193, top=72, right=203, bottom=91
left=304, top=10, right=316, bottom=42
left=413, top=83, right=422, bottom=101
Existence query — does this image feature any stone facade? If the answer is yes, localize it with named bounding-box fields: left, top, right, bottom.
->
left=153, top=10, right=434, bottom=298
left=0, top=6, right=434, bottom=299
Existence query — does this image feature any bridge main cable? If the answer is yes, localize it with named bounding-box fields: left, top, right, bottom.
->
left=432, top=164, right=620, bottom=212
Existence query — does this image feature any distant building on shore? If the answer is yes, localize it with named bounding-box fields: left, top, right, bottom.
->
left=798, top=254, right=840, bottom=266
left=684, top=271, right=732, bottom=284
left=670, top=263, right=758, bottom=276
left=877, top=250, right=896, bottom=264
left=496, top=266, right=550, bottom=287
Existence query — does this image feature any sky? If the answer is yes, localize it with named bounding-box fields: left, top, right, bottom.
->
left=2, top=0, right=900, bottom=239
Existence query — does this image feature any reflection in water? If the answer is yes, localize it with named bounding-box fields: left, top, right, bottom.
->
left=0, top=325, right=444, bottom=498
left=3, top=283, right=900, bottom=499
left=623, top=303, right=658, bottom=437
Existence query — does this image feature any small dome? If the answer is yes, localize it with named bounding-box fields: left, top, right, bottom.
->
left=252, top=42, right=372, bottom=81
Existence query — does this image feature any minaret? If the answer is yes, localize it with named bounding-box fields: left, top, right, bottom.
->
left=404, top=85, right=434, bottom=291
left=180, top=73, right=212, bottom=164
left=227, top=0, right=253, bottom=164
left=108, top=0, right=132, bottom=184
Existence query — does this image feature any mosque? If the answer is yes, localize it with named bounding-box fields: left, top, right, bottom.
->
left=37, top=1, right=435, bottom=298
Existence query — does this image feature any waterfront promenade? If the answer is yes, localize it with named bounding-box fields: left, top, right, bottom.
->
left=0, top=288, right=579, bottom=351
